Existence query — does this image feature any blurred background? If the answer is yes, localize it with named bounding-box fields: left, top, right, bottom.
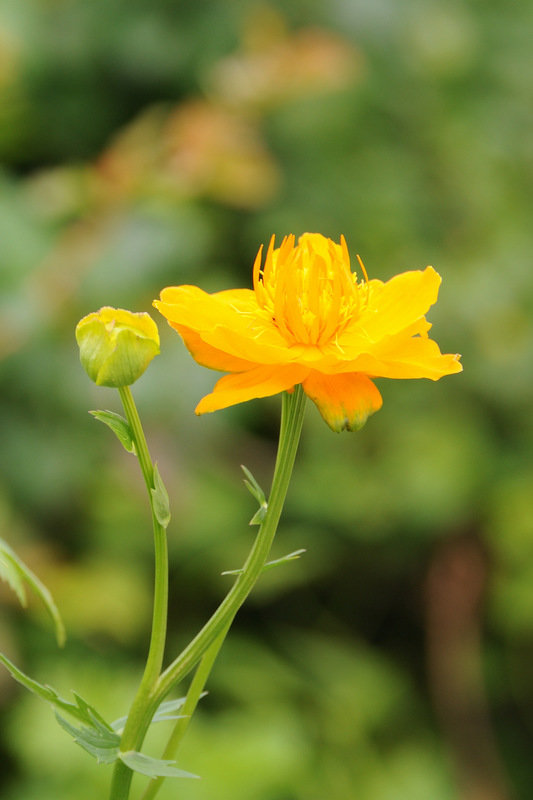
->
left=0, top=0, right=532, bottom=798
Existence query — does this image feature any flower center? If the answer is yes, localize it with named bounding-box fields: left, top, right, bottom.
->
left=253, top=233, right=362, bottom=346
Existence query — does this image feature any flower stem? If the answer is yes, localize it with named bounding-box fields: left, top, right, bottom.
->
left=108, top=387, right=169, bottom=800
left=140, top=627, right=229, bottom=800
left=109, top=385, right=306, bottom=799
left=151, top=386, right=307, bottom=719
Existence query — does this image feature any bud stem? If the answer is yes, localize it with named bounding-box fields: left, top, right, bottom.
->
left=109, top=387, right=169, bottom=800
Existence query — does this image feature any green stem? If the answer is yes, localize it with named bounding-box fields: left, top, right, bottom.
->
left=110, top=385, right=306, bottom=799
left=109, top=387, right=169, bottom=800
left=151, top=385, right=306, bottom=716
left=140, top=627, right=229, bottom=800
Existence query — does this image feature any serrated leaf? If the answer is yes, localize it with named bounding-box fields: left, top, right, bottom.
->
left=241, top=465, right=268, bottom=525
left=150, top=464, right=171, bottom=529
left=222, top=549, right=306, bottom=576
left=73, top=692, right=115, bottom=731
left=111, top=697, right=190, bottom=734
left=90, top=410, right=136, bottom=454
left=0, top=538, right=65, bottom=646
left=55, top=713, right=120, bottom=764
left=119, top=750, right=199, bottom=779
left=0, top=652, right=109, bottom=727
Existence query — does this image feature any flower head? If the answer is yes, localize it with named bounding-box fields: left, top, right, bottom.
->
left=154, top=233, right=461, bottom=431
left=76, top=307, right=160, bottom=387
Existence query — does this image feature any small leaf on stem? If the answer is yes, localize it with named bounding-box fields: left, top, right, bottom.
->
left=111, top=696, right=200, bottom=734
left=90, top=410, right=136, bottom=454
left=151, top=464, right=171, bottom=528
left=241, top=465, right=268, bottom=525
left=56, top=714, right=120, bottom=764
left=222, top=549, right=306, bottom=576
left=119, top=751, right=199, bottom=779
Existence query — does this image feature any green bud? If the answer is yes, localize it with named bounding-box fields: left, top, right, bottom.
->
left=76, top=307, right=160, bottom=387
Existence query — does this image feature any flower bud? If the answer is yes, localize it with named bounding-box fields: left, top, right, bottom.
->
left=76, top=307, right=160, bottom=387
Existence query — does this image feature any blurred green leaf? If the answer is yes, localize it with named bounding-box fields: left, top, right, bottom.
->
left=0, top=537, right=66, bottom=646
left=0, top=652, right=112, bottom=731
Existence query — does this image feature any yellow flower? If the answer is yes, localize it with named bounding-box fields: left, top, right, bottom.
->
left=154, top=233, right=462, bottom=431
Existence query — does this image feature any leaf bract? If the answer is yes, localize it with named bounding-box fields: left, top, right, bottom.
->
left=90, top=410, right=136, bottom=454
left=222, top=549, right=306, bottom=576
left=241, top=465, right=268, bottom=525
left=151, top=464, right=171, bottom=528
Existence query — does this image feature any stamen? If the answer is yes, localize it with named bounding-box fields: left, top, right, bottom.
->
left=252, top=244, right=264, bottom=296
left=356, top=254, right=369, bottom=284
left=253, top=234, right=362, bottom=347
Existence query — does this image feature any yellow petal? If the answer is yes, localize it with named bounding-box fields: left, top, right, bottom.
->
left=302, top=371, right=383, bottom=432
left=338, top=331, right=463, bottom=380
left=155, top=286, right=295, bottom=365
left=370, top=330, right=463, bottom=379
left=155, top=286, right=257, bottom=330
left=196, top=364, right=310, bottom=414
left=359, top=267, right=442, bottom=341
left=172, top=324, right=256, bottom=372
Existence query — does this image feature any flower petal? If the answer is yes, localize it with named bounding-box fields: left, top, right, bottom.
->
left=358, top=267, right=442, bottom=341
left=302, top=371, right=383, bottom=432
left=368, top=330, right=463, bottom=379
left=155, top=286, right=296, bottom=364
left=335, top=330, right=463, bottom=380
left=196, top=364, right=310, bottom=415
left=172, top=324, right=256, bottom=372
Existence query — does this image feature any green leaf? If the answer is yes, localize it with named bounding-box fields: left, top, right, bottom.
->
left=222, top=549, right=306, bottom=576
left=0, top=652, right=123, bottom=765
left=55, top=713, right=120, bottom=764
left=0, top=537, right=66, bottom=646
left=0, top=543, right=26, bottom=605
left=119, top=750, right=199, bottom=779
left=111, top=697, right=190, bottom=734
left=151, top=463, right=171, bottom=529
left=90, top=410, right=136, bottom=454
left=241, top=465, right=268, bottom=525
left=72, top=692, right=115, bottom=731
left=0, top=652, right=108, bottom=727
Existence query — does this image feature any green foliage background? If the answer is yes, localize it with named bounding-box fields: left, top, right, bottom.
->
left=1, top=1, right=532, bottom=798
